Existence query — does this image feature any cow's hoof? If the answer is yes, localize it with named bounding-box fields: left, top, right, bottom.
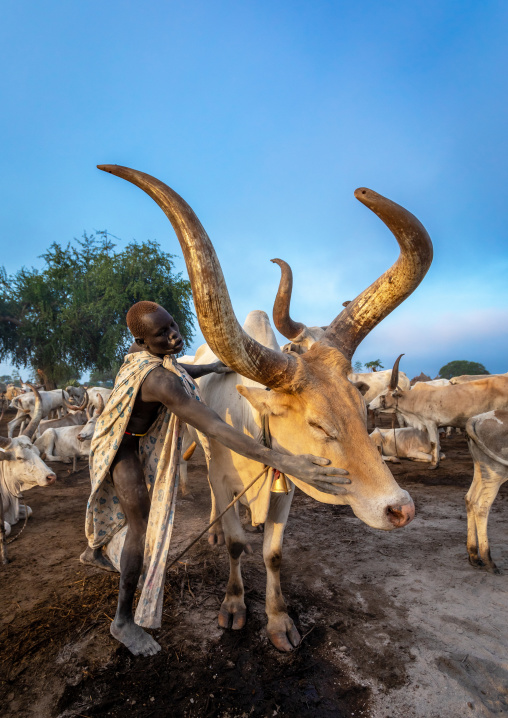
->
left=468, top=554, right=484, bottom=568
left=218, top=602, right=246, bottom=630
left=267, top=616, right=301, bottom=652
left=428, top=463, right=439, bottom=470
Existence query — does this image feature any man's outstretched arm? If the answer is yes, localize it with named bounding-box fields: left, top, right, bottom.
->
left=142, top=369, right=349, bottom=496
left=178, top=361, right=231, bottom=379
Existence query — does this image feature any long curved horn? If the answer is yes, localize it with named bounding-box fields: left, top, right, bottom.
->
left=79, top=389, right=89, bottom=411
left=98, top=165, right=300, bottom=390
left=0, top=436, right=12, bottom=450
left=270, top=258, right=305, bottom=340
left=389, top=354, right=404, bottom=391
left=22, top=383, right=44, bottom=440
left=62, top=390, right=77, bottom=411
left=96, top=394, right=105, bottom=416
left=324, top=189, right=433, bottom=360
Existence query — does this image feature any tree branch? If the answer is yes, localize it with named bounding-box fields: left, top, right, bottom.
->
left=0, top=316, right=21, bottom=326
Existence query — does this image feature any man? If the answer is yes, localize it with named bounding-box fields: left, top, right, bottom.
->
left=81, top=301, right=349, bottom=656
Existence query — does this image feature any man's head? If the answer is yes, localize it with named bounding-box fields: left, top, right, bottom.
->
left=126, top=301, right=183, bottom=357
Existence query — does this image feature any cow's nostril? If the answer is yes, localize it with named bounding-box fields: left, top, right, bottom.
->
left=386, top=499, right=415, bottom=527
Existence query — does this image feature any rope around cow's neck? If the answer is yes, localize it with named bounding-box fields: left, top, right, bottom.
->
left=166, top=465, right=270, bottom=571
left=5, top=499, right=29, bottom=545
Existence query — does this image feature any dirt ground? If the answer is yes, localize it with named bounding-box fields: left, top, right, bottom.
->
left=1, top=411, right=507, bottom=718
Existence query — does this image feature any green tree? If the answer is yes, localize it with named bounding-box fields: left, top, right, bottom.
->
left=0, top=232, right=194, bottom=388
left=439, top=360, right=489, bottom=380
left=353, top=360, right=363, bottom=373
left=365, top=359, right=384, bottom=372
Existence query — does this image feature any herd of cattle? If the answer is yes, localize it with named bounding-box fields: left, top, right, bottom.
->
left=1, top=166, right=508, bottom=653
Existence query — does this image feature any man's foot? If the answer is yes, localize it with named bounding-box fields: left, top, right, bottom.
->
left=80, top=546, right=118, bottom=572
left=110, top=619, right=161, bottom=656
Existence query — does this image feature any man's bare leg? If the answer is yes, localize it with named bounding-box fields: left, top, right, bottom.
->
left=108, top=443, right=161, bottom=656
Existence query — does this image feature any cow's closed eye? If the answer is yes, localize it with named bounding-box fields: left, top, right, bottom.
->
left=309, top=421, right=338, bottom=440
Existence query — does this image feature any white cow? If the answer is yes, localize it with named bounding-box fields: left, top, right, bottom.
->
left=8, top=387, right=72, bottom=437
left=370, top=358, right=508, bottom=468
left=37, top=391, right=89, bottom=437
left=34, top=397, right=103, bottom=473
left=0, top=393, right=55, bottom=538
left=465, top=409, right=508, bottom=574
left=370, top=427, right=446, bottom=463
left=86, top=387, right=112, bottom=414
left=349, top=368, right=411, bottom=404
left=413, top=378, right=450, bottom=387
left=450, top=372, right=508, bottom=385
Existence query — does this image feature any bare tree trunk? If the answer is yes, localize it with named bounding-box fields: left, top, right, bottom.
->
left=37, top=368, right=56, bottom=391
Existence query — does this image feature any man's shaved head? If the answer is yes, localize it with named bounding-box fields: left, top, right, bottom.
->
left=126, top=302, right=183, bottom=357
left=126, top=301, right=161, bottom=338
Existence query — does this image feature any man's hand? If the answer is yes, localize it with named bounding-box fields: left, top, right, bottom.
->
left=210, top=361, right=234, bottom=375
left=277, top=454, right=350, bottom=496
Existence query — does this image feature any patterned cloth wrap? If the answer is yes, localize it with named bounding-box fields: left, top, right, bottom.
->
left=85, top=350, right=207, bottom=628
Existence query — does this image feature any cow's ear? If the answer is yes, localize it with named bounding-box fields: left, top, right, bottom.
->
left=0, top=450, right=14, bottom=461
left=236, top=385, right=290, bottom=417
left=352, top=381, right=370, bottom=396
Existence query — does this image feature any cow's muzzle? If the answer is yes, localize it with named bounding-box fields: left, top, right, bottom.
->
left=386, top=498, right=415, bottom=528
left=45, top=473, right=57, bottom=486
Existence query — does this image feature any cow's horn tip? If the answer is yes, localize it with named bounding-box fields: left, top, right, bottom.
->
left=354, top=187, right=370, bottom=199
left=97, top=164, right=115, bottom=172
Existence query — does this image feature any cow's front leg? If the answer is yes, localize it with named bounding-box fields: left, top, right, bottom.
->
left=263, top=489, right=299, bottom=652
left=213, top=478, right=247, bottom=630
left=426, top=422, right=440, bottom=468
left=207, top=482, right=225, bottom=546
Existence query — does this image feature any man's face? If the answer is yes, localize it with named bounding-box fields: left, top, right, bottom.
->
left=136, top=307, right=183, bottom=356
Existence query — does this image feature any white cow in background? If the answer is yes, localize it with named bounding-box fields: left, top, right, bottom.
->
left=413, top=378, right=450, bottom=387
left=370, top=427, right=446, bottom=463
left=370, top=359, right=508, bottom=468
left=34, top=396, right=104, bottom=473
left=450, top=372, right=508, bottom=385
left=8, top=387, right=72, bottom=437
left=36, top=391, right=89, bottom=437
left=86, top=387, right=112, bottom=414
left=0, top=392, right=56, bottom=537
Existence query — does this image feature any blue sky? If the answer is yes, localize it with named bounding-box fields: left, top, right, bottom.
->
left=1, top=1, right=508, bottom=380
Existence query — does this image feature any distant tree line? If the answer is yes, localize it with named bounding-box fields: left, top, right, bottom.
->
left=0, top=231, right=194, bottom=389
left=353, top=359, right=489, bottom=378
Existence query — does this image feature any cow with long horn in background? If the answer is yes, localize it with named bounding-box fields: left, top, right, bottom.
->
left=7, top=386, right=74, bottom=437
left=370, top=356, right=508, bottom=467
left=97, top=165, right=432, bottom=654
left=0, top=384, right=56, bottom=542
left=36, top=390, right=89, bottom=437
